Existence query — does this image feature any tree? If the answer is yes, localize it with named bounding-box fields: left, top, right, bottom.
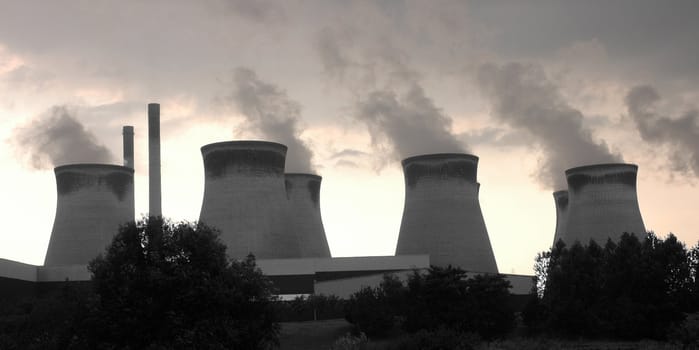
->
left=84, top=217, right=279, bottom=349
left=532, top=232, right=693, bottom=340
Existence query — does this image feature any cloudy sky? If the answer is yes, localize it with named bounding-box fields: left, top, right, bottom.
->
left=1, top=0, right=698, bottom=274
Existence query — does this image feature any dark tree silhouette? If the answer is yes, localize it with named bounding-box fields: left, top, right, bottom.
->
left=84, top=217, right=279, bottom=349
left=530, top=232, right=693, bottom=340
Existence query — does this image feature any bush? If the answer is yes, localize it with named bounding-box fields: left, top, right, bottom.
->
left=403, top=267, right=515, bottom=339
left=330, top=332, right=368, bottom=350
left=385, top=328, right=479, bottom=350
left=275, top=294, right=344, bottom=321
left=0, top=284, right=92, bottom=350
left=345, top=286, right=395, bottom=337
left=668, top=312, right=699, bottom=348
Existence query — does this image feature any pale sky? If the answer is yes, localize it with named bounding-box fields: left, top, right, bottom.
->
left=1, top=1, right=698, bottom=274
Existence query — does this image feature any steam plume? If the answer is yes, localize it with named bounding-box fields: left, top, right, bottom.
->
left=12, top=106, right=114, bottom=169
left=230, top=67, right=314, bottom=173
left=356, top=84, right=465, bottom=162
left=626, top=85, right=699, bottom=175
left=477, top=62, right=620, bottom=189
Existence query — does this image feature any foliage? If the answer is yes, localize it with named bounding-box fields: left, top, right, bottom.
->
left=384, top=327, right=479, bottom=350
left=344, top=268, right=515, bottom=340
left=403, top=266, right=515, bottom=339
left=84, top=217, right=279, bottom=349
left=668, top=312, right=699, bottom=349
left=530, top=232, right=697, bottom=340
left=344, top=284, right=397, bottom=337
left=276, top=294, right=345, bottom=321
left=330, top=332, right=369, bottom=350
left=0, top=284, right=92, bottom=350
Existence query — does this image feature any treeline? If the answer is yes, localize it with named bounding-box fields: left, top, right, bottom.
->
left=0, top=218, right=280, bottom=350
left=525, top=232, right=699, bottom=341
left=344, top=267, right=515, bottom=341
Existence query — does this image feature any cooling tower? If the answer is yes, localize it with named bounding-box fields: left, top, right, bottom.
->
left=552, top=190, right=569, bottom=246
left=148, top=103, right=162, bottom=217
left=395, top=154, right=498, bottom=273
left=284, top=173, right=331, bottom=258
left=564, top=163, right=646, bottom=245
left=44, top=164, right=135, bottom=266
left=199, top=141, right=299, bottom=259
left=122, top=126, right=134, bottom=169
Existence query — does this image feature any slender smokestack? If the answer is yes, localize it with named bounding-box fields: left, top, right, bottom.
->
left=122, top=126, right=134, bottom=169
left=395, top=153, right=498, bottom=273
left=552, top=190, right=568, bottom=246
left=564, top=163, right=646, bottom=245
left=148, top=103, right=161, bottom=217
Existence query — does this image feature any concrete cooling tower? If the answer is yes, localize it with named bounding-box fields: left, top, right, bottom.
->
left=284, top=174, right=331, bottom=258
left=395, top=153, right=498, bottom=273
left=199, top=141, right=299, bottom=259
left=552, top=190, right=569, bottom=246
left=44, top=164, right=135, bottom=266
left=563, top=163, right=646, bottom=245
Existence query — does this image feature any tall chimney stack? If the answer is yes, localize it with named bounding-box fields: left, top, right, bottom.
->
left=148, top=103, right=161, bottom=217
left=122, top=126, right=134, bottom=169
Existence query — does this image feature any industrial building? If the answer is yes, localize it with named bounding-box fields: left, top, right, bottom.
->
left=0, top=103, right=545, bottom=301
left=395, top=154, right=499, bottom=273
left=562, top=163, right=646, bottom=245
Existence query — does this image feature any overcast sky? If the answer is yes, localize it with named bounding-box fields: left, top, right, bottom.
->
left=1, top=0, right=698, bottom=274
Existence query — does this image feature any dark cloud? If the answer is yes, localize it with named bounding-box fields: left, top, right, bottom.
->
left=356, top=84, right=465, bottom=161
left=467, top=1, right=699, bottom=80
left=626, top=85, right=699, bottom=175
left=228, top=67, right=315, bottom=173
left=12, top=106, right=114, bottom=169
left=477, top=62, right=621, bottom=189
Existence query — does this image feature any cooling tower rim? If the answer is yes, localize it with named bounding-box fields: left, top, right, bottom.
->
left=200, top=140, right=288, bottom=154
left=401, top=153, right=478, bottom=166
left=285, top=173, right=322, bottom=181
left=54, top=163, right=134, bottom=174
left=565, top=163, right=638, bottom=176
left=553, top=190, right=568, bottom=197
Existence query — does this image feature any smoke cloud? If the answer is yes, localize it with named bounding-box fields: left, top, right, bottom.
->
left=626, top=85, right=699, bottom=176
left=316, top=27, right=465, bottom=164
left=229, top=67, right=315, bottom=173
left=12, top=106, right=114, bottom=169
left=477, top=62, right=621, bottom=189
left=356, top=84, right=465, bottom=162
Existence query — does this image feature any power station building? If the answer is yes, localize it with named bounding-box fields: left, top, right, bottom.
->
left=0, top=103, right=537, bottom=302
left=558, top=163, right=646, bottom=245
left=395, top=154, right=499, bottom=273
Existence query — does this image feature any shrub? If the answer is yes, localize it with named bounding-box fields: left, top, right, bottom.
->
left=668, top=312, right=699, bottom=348
left=385, top=328, right=479, bottom=350
left=345, top=286, right=395, bottom=337
left=330, top=332, right=368, bottom=350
